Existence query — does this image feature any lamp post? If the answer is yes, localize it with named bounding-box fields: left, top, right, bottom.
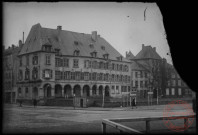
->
left=102, top=89, right=105, bottom=108
left=73, top=94, right=75, bottom=109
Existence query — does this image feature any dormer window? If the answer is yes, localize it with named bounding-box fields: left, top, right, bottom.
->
left=42, top=45, right=52, bottom=52
left=90, top=51, right=97, bottom=58
left=116, top=56, right=123, bottom=61
left=101, top=46, right=105, bottom=50
left=74, top=50, right=80, bottom=56
left=103, top=53, right=109, bottom=59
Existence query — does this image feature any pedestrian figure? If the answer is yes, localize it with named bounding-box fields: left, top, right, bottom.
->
left=132, top=98, right=137, bottom=109
left=33, top=99, right=37, bottom=108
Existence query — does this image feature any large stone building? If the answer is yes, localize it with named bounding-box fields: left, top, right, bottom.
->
left=126, top=44, right=193, bottom=103
left=16, top=23, right=131, bottom=102
left=3, top=42, right=23, bottom=103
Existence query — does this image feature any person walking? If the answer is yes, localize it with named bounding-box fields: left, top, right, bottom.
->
left=132, top=98, right=137, bottom=109
left=33, top=99, right=37, bottom=108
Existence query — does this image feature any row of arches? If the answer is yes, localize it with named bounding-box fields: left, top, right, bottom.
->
left=43, top=84, right=110, bottom=98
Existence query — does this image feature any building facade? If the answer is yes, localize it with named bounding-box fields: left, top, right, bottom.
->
left=16, top=24, right=131, bottom=101
left=3, top=42, right=23, bottom=103
left=126, top=44, right=193, bottom=101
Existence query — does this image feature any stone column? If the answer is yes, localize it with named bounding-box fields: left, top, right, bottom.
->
left=62, top=89, right=64, bottom=97
left=81, top=88, right=83, bottom=97
left=96, top=88, right=99, bottom=96
left=90, top=89, right=92, bottom=96
left=51, top=87, right=55, bottom=97
left=71, top=88, right=74, bottom=96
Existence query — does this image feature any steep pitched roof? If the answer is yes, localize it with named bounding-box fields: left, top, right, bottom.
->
left=135, top=45, right=162, bottom=60
left=19, top=23, right=130, bottom=62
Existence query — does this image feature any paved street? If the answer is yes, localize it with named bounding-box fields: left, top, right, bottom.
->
left=3, top=103, right=196, bottom=133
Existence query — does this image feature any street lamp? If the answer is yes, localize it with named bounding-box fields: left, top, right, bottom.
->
left=73, top=93, right=76, bottom=109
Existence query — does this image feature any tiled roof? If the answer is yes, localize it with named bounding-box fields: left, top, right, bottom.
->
left=135, top=45, right=162, bottom=60
left=19, top=23, right=130, bottom=62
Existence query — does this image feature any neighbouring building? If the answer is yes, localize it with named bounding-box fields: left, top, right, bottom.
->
left=16, top=23, right=131, bottom=103
left=3, top=41, right=23, bottom=103
left=165, top=63, right=194, bottom=98
left=126, top=44, right=193, bottom=102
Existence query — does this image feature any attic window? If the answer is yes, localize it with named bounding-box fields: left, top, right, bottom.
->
left=74, top=41, right=79, bottom=45
left=101, top=46, right=105, bottom=50
left=55, top=48, right=60, bottom=55
left=90, top=51, right=97, bottom=58
left=74, top=50, right=80, bottom=56
left=117, top=56, right=123, bottom=61
left=103, top=53, right=109, bottom=59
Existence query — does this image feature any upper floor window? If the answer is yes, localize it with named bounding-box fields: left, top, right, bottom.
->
left=32, top=55, right=38, bottom=65
left=25, top=68, right=30, bottom=80
left=76, top=72, right=81, bottom=80
left=55, top=71, right=62, bottom=80
left=18, top=70, right=23, bottom=81
left=45, top=55, right=51, bottom=65
left=127, top=76, right=130, bottom=83
left=65, top=71, right=71, bottom=80
left=111, top=74, right=115, bottom=82
left=171, top=80, right=176, bottom=86
left=55, top=58, right=63, bottom=67
left=178, top=80, right=181, bottom=86
left=32, top=67, right=38, bottom=80
left=84, top=72, right=89, bottom=80
left=135, top=81, right=138, bottom=87
left=135, top=72, right=138, bottom=78
left=73, top=59, right=79, bottom=68
left=63, top=58, right=69, bottom=67
left=42, top=69, right=52, bottom=79
left=101, top=46, right=105, bottom=50
left=171, top=73, right=175, bottom=78
left=92, top=72, right=97, bottom=81
left=112, top=63, right=115, bottom=70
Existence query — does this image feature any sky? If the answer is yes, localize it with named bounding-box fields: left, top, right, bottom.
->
left=3, top=2, right=172, bottom=64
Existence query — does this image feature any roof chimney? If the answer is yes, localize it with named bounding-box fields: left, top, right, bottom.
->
left=57, top=25, right=62, bottom=30
left=19, top=40, right=23, bottom=47
left=142, top=44, right=145, bottom=49
left=91, top=31, right=97, bottom=41
left=153, top=47, right=156, bottom=51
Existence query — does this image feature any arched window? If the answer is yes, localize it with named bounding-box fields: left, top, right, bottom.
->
left=25, top=87, right=29, bottom=97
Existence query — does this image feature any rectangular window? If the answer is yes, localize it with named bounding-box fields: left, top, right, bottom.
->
left=73, top=59, right=79, bottom=68
left=171, top=73, right=175, bottom=78
left=172, top=80, right=176, bottom=86
left=43, top=69, right=52, bottom=79
left=66, top=71, right=70, bottom=80
left=45, top=55, right=51, bottom=65
left=81, top=72, right=84, bottom=80
left=166, top=88, right=169, bottom=95
left=63, top=58, right=69, bottom=67
left=140, top=81, right=143, bottom=88
left=71, top=72, right=75, bottom=80
left=76, top=72, right=81, bottom=80
left=178, top=88, right=182, bottom=95
left=127, top=76, right=130, bottom=83
left=84, top=72, right=89, bottom=80
left=135, top=72, right=138, bottom=78
left=178, top=80, right=181, bottom=86
left=171, top=88, right=175, bottom=95
left=92, top=72, right=96, bottom=81
left=135, top=81, right=138, bottom=88
left=145, top=81, right=148, bottom=88
left=55, top=71, right=62, bottom=80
